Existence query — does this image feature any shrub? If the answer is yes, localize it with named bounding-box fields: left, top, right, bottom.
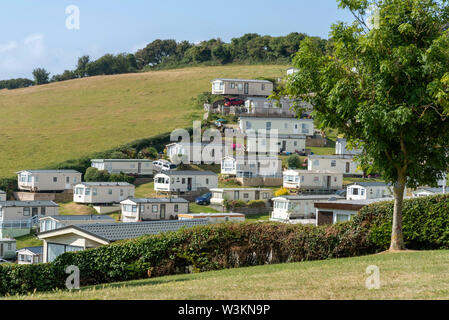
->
left=287, top=154, right=301, bottom=169
left=84, top=167, right=110, bottom=182
left=274, top=187, right=289, bottom=197
left=247, top=200, right=267, bottom=208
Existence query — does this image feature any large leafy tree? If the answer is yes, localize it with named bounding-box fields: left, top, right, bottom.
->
left=32, top=67, right=50, bottom=85
left=286, top=0, right=449, bottom=250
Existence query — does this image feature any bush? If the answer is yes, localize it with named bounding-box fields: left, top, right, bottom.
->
left=84, top=167, right=110, bottom=182
left=274, top=187, right=289, bottom=197
left=287, top=154, right=301, bottom=169
left=247, top=200, right=267, bottom=208
left=2, top=195, right=449, bottom=296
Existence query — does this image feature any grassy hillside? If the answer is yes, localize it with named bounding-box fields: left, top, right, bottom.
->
left=0, top=65, right=286, bottom=177
left=8, top=250, right=449, bottom=300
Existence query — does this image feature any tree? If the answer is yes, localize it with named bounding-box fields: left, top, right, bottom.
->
left=76, top=55, right=90, bottom=77
left=32, top=68, right=50, bottom=85
left=84, top=167, right=110, bottom=182
left=287, top=154, right=301, bottom=169
left=285, top=0, right=449, bottom=250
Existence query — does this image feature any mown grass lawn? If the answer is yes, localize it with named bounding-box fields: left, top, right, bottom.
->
left=14, top=233, right=42, bottom=249
left=0, top=65, right=286, bottom=177
left=9, top=250, right=449, bottom=300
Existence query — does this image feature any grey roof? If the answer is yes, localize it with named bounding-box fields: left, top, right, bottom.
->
left=212, top=78, right=272, bottom=84
left=308, top=154, right=354, bottom=159
left=348, top=182, right=390, bottom=187
left=17, top=246, right=43, bottom=255
left=413, top=187, right=445, bottom=194
left=239, top=115, right=313, bottom=120
left=124, top=198, right=189, bottom=204
left=70, top=220, right=209, bottom=242
left=0, top=201, right=58, bottom=207
left=16, top=169, right=81, bottom=174
left=317, top=198, right=396, bottom=206
left=77, top=182, right=133, bottom=187
left=91, top=159, right=153, bottom=163
left=42, top=215, right=115, bottom=221
left=158, top=170, right=217, bottom=176
left=274, top=194, right=344, bottom=200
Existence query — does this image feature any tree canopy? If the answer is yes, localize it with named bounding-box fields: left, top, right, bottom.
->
left=286, top=0, right=449, bottom=250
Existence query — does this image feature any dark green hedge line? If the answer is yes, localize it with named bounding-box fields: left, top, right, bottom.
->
left=0, top=127, right=193, bottom=196
left=1, top=194, right=449, bottom=296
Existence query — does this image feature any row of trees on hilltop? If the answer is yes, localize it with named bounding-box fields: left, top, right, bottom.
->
left=0, top=32, right=329, bottom=90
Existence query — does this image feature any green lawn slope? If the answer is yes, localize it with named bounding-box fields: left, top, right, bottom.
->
left=0, top=65, right=287, bottom=177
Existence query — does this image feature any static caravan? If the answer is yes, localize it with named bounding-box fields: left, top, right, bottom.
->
left=16, top=246, right=43, bottom=265
left=211, top=78, right=273, bottom=96
left=283, top=169, right=343, bottom=192
left=221, top=156, right=282, bottom=178
left=0, top=238, right=16, bottom=260
left=73, top=182, right=135, bottom=204
left=271, top=194, right=343, bottom=223
left=346, top=182, right=394, bottom=200
left=0, top=201, right=59, bottom=238
left=287, top=67, right=299, bottom=75
left=335, top=138, right=362, bottom=155
left=307, top=154, right=362, bottom=176
left=178, top=213, right=245, bottom=223
left=246, top=133, right=306, bottom=154
left=91, top=159, right=154, bottom=175
left=38, top=219, right=209, bottom=262
left=239, top=115, right=314, bottom=137
left=120, top=198, right=189, bottom=222
left=17, top=170, right=82, bottom=192
left=165, top=142, right=229, bottom=164
left=314, top=198, right=393, bottom=225
left=39, top=214, right=115, bottom=232
left=210, top=188, right=273, bottom=206
left=412, top=187, right=446, bottom=197
left=154, top=171, right=218, bottom=193
left=0, top=190, right=5, bottom=202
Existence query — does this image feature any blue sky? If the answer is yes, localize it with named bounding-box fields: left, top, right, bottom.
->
left=0, top=1, right=354, bottom=80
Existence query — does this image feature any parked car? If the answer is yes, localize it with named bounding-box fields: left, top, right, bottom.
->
left=154, top=160, right=177, bottom=171
left=224, top=98, right=244, bottom=107
left=0, top=258, right=10, bottom=264
left=335, top=189, right=347, bottom=198
left=195, top=192, right=212, bottom=205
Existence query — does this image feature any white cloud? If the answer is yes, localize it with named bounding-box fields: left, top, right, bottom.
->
left=0, top=34, right=101, bottom=80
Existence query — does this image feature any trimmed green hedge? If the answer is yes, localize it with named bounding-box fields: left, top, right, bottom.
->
left=1, top=194, right=449, bottom=296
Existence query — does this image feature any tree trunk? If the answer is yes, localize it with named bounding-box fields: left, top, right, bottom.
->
left=390, top=175, right=406, bottom=251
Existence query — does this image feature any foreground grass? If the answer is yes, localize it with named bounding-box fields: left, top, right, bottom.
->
left=0, top=65, right=286, bottom=177
left=9, top=250, right=449, bottom=300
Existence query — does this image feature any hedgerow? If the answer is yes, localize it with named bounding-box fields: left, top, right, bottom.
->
left=1, top=194, right=449, bottom=296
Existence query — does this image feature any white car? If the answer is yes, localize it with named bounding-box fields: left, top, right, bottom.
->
left=154, top=160, right=176, bottom=171
left=0, top=258, right=10, bottom=264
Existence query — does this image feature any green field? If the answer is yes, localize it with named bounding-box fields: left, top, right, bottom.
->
left=0, top=65, right=287, bottom=177
left=9, top=250, right=449, bottom=300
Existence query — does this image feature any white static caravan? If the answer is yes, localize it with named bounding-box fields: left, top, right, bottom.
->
left=120, top=198, right=189, bottom=222
left=17, top=170, right=82, bottom=192
left=154, top=171, right=218, bottom=193
left=211, top=78, right=273, bottom=96
left=307, top=154, right=362, bottom=176
left=239, top=115, right=315, bottom=137
left=346, top=182, right=394, bottom=200
left=165, top=142, right=229, bottom=164
left=91, top=159, right=154, bottom=175
left=283, top=169, right=343, bottom=192
left=287, top=67, right=299, bottom=75
left=0, top=190, right=5, bottom=202
left=16, top=246, right=43, bottom=265
left=0, top=201, right=59, bottom=238
left=221, top=156, right=282, bottom=178
left=335, top=138, right=362, bottom=155
left=314, top=198, right=393, bottom=225
left=246, top=133, right=306, bottom=154
left=271, top=194, right=343, bottom=224
left=210, top=188, right=273, bottom=206
left=178, top=212, right=245, bottom=223
left=73, top=182, right=135, bottom=204
left=412, top=187, right=446, bottom=197
left=39, top=215, right=115, bottom=233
